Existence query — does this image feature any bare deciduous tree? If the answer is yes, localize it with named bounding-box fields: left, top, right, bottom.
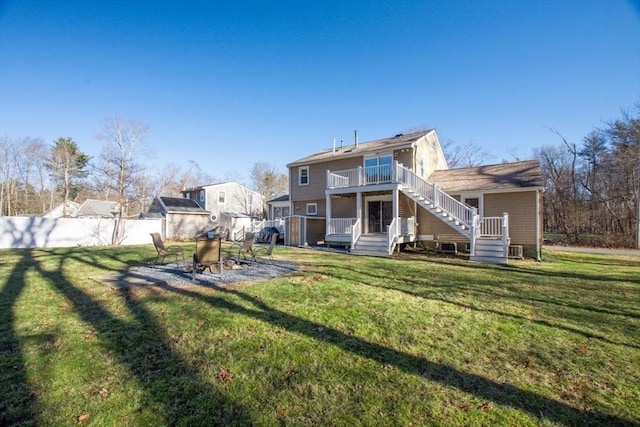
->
left=443, top=140, right=495, bottom=168
left=96, top=117, right=149, bottom=243
left=250, top=162, right=288, bottom=217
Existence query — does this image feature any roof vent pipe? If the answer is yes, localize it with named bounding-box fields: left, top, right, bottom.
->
left=354, top=130, right=358, bottom=146
left=333, top=138, right=336, bottom=154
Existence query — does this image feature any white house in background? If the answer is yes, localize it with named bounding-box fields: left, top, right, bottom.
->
left=75, top=199, right=120, bottom=219
left=43, top=201, right=82, bottom=218
left=267, top=194, right=290, bottom=220
left=181, top=182, right=264, bottom=221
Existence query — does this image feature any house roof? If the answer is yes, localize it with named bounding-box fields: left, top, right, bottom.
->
left=428, top=160, right=543, bottom=193
left=287, top=130, right=434, bottom=167
left=158, top=196, right=207, bottom=212
left=76, top=199, right=119, bottom=217
left=181, top=181, right=260, bottom=194
left=43, top=200, right=82, bottom=218
left=268, top=194, right=290, bottom=203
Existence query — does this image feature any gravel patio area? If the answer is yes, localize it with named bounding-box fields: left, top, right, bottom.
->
left=93, top=260, right=299, bottom=290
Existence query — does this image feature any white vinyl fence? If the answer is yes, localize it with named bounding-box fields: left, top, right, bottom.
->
left=0, top=217, right=163, bottom=249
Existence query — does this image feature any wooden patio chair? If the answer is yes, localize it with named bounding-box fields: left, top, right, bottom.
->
left=150, top=232, right=185, bottom=264
left=227, top=232, right=256, bottom=262
left=253, top=232, right=278, bottom=263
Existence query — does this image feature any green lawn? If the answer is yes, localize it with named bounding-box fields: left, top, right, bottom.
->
left=1, top=244, right=638, bottom=426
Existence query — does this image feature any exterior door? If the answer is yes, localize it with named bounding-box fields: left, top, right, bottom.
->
left=367, top=200, right=393, bottom=233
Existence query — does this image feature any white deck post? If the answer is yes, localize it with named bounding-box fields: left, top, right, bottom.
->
left=356, top=192, right=362, bottom=229
left=469, top=207, right=478, bottom=255
left=433, top=185, right=439, bottom=209
left=392, top=161, right=398, bottom=183
left=326, top=193, right=332, bottom=236
left=502, top=212, right=509, bottom=256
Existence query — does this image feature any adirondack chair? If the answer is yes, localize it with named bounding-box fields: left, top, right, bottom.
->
left=150, top=233, right=185, bottom=264
left=253, top=232, right=278, bottom=263
left=227, top=232, right=256, bottom=262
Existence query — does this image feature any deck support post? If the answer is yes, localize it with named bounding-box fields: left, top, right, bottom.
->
left=326, top=193, right=332, bottom=236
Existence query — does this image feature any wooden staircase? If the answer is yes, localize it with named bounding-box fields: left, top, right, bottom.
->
left=347, top=163, right=509, bottom=264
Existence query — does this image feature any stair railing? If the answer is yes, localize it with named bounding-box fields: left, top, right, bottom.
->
left=395, top=163, right=475, bottom=230
left=387, top=217, right=399, bottom=254
left=351, top=218, right=361, bottom=248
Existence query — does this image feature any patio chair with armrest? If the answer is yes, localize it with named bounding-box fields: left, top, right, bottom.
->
left=150, top=232, right=185, bottom=264
left=193, top=236, right=222, bottom=275
left=253, top=232, right=278, bottom=263
left=227, top=232, right=256, bottom=262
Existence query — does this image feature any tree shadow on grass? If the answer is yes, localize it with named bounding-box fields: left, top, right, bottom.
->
left=0, top=251, right=37, bottom=426
left=304, top=261, right=640, bottom=350
left=4, top=249, right=254, bottom=426
left=159, top=282, right=637, bottom=426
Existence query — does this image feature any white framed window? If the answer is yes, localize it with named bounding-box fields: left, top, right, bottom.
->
left=363, top=154, right=393, bottom=183
left=299, top=166, right=309, bottom=186
left=218, top=191, right=225, bottom=203
left=306, top=203, right=317, bottom=215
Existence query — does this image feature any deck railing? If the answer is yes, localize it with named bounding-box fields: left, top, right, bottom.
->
left=327, top=218, right=358, bottom=235
left=325, top=162, right=504, bottom=255
left=327, top=162, right=475, bottom=232
left=480, top=216, right=504, bottom=237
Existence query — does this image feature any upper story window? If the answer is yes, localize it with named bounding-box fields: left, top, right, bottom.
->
left=218, top=191, right=226, bottom=203
left=299, top=166, right=309, bottom=186
left=364, top=155, right=393, bottom=184
left=199, top=190, right=205, bottom=202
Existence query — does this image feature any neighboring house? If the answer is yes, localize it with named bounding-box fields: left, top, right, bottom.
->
left=267, top=194, right=290, bottom=220
left=142, top=196, right=211, bottom=240
left=181, top=182, right=264, bottom=221
left=42, top=201, right=82, bottom=218
left=75, top=199, right=120, bottom=219
left=219, top=212, right=254, bottom=241
left=286, top=129, right=543, bottom=263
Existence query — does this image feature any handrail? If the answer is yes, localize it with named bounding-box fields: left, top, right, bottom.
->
left=351, top=218, right=361, bottom=248
left=395, top=163, right=475, bottom=230
left=387, top=217, right=398, bottom=254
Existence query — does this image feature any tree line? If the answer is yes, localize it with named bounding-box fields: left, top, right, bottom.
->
left=535, top=105, right=639, bottom=248
left=0, top=117, right=288, bottom=220
left=2, top=110, right=638, bottom=248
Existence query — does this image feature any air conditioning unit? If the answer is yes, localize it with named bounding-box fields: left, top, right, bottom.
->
left=508, top=245, right=523, bottom=259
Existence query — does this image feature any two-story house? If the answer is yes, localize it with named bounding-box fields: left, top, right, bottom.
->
left=181, top=182, right=264, bottom=222
left=286, top=130, right=543, bottom=263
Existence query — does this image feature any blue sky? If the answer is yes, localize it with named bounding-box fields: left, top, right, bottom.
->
left=1, top=0, right=638, bottom=183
